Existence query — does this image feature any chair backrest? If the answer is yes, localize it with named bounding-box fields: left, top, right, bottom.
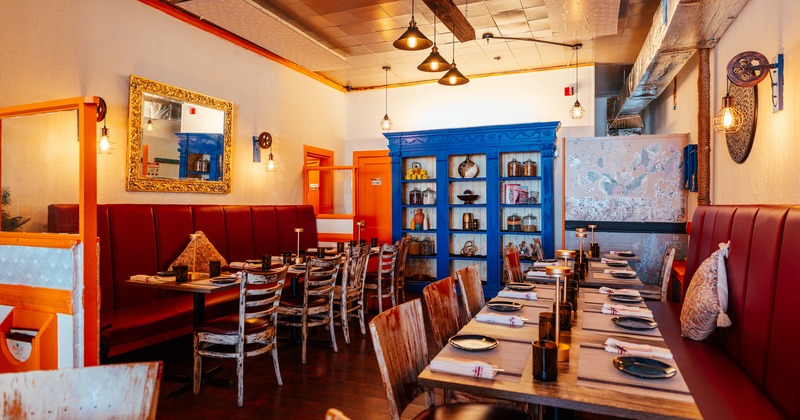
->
left=369, top=299, right=433, bottom=420
left=658, top=245, right=676, bottom=301
left=341, top=243, right=370, bottom=295
left=455, top=264, right=485, bottom=321
left=241, top=265, right=289, bottom=332
left=503, top=244, right=523, bottom=283
left=377, top=242, right=399, bottom=284
left=304, top=255, right=342, bottom=306
left=394, top=235, right=411, bottom=282
left=0, top=362, right=162, bottom=419
left=422, top=276, right=461, bottom=351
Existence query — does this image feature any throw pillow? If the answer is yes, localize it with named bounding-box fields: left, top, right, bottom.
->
left=170, top=231, right=227, bottom=273
left=680, top=241, right=732, bottom=340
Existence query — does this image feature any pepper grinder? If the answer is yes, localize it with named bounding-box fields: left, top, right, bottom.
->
left=546, top=264, right=571, bottom=362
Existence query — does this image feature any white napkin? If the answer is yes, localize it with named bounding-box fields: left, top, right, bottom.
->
left=602, top=303, right=653, bottom=318
left=601, top=258, right=628, bottom=265
left=604, top=338, right=672, bottom=360
left=497, top=290, right=538, bottom=300
left=130, top=275, right=172, bottom=283
left=610, top=250, right=633, bottom=255
left=533, top=260, right=558, bottom=267
left=229, top=262, right=260, bottom=270
left=603, top=269, right=637, bottom=275
left=599, top=287, right=641, bottom=297
left=525, top=270, right=552, bottom=278
left=475, top=313, right=526, bottom=326
left=430, top=356, right=498, bottom=379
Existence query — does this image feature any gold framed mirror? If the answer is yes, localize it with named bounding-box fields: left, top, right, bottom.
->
left=126, top=75, right=233, bottom=193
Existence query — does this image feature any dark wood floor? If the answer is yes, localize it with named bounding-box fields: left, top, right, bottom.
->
left=108, top=304, right=428, bottom=419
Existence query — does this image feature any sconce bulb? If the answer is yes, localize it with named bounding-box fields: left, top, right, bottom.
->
left=569, top=100, right=585, bottom=119
left=99, top=126, right=110, bottom=152
left=146, top=119, right=153, bottom=131
left=722, top=108, right=734, bottom=128
left=265, top=152, right=277, bottom=172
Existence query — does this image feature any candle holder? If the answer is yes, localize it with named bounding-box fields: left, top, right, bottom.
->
left=588, top=224, right=599, bottom=257
left=545, top=265, right=571, bottom=362
left=556, top=249, right=576, bottom=301
left=576, top=231, right=587, bottom=279
left=294, top=228, right=304, bottom=264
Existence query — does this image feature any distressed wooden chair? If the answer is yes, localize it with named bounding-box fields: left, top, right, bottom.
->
left=502, top=244, right=524, bottom=284
left=334, top=243, right=370, bottom=344
left=324, top=408, right=351, bottom=420
left=194, top=265, right=288, bottom=407
left=364, top=242, right=399, bottom=313
left=369, top=300, right=526, bottom=420
left=641, top=245, right=676, bottom=301
left=0, top=362, right=161, bottom=419
left=394, top=235, right=412, bottom=304
left=422, top=276, right=462, bottom=352
left=455, top=264, right=485, bottom=322
left=278, top=256, right=341, bottom=364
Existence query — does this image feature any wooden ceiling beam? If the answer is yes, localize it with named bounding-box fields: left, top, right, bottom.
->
left=420, top=0, right=475, bottom=42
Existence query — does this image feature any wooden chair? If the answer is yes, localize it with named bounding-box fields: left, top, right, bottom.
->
left=394, top=235, right=412, bottom=304
left=334, top=243, right=370, bottom=344
left=422, top=276, right=461, bottom=352
left=324, top=408, right=351, bottom=420
left=194, top=266, right=288, bottom=407
left=0, top=362, right=161, bottom=419
left=502, top=244, right=523, bottom=284
left=278, top=256, right=341, bottom=364
left=455, top=264, right=485, bottom=321
left=369, top=300, right=526, bottom=420
left=364, top=242, right=399, bottom=313
left=642, top=245, right=676, bottom=301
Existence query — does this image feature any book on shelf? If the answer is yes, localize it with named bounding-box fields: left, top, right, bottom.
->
left=504, top=184, right=519, bottom=204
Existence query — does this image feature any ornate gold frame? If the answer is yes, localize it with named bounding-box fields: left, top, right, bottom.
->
left=126, top=75, right=233, bottom=193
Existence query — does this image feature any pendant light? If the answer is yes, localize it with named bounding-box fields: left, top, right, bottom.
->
left=380, top=66, right=393, bottom=131
left=569, top=45, right=585, bottom=119
left=417, top=5, right=449, bottom=72
left=99, top=123, right=112, bottom=153
left=713, top=85, right=744, bottom=133
left=438, top=36, right=468, bottom=85
left=393, top=0, right=432, bottom=51
left=146, top=118, right=153, bottom=131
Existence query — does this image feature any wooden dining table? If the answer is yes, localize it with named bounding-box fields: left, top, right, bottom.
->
left=417, top=286, right=701, bottom=419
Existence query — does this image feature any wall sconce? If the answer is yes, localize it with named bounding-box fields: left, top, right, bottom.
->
left=253, top=132, right=277, bottom=172
left=95, top=97, right=116, bottom=154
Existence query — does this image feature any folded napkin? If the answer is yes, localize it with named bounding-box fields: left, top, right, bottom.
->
left=601, top=258, right=628, bottom=264
left=497, top=290, right=538, bottom=300
left=430, top=356, right=498, bottom=379
left=602, top=303, right=653, bottom=318
left=130, top=275, right=172, bottom=283
left=599, top=287, right=641, bottom=297
left=229, top=262, right=260, bottom=270
left=475, top=313, right=526, bottom=326
left=533, top=260, right=558, bottom=268
left=604, top=338, right=672, bottom=360
left=526, top=270, right=552, bottom=278
left=603, top=269, right=637, bottom=275
left=610, top=250, right=633, bottom=255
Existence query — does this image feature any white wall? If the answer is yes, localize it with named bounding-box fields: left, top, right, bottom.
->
left=650, top=0, right=800, bottom=207
left=0, top=0, right=346, bottom=206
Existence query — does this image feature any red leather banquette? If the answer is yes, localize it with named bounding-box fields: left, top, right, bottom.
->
left=650, top=205, right=800, bottom=419
left=49, top=204, right=318, bottom=358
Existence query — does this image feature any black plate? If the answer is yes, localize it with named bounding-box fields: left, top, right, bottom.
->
left=291, top=264, right=306, bottom=270
left=617, top=252, right=636, bottom=257
left=210, top=276, right=237, bottom=284
left=448, top=334, right=498, bottom=352
left=487, top=301, right=523, bottom=312
left=156, top=270, right=175, bottom=277
left=611, top=272, right=637, bottom=279
left=612, top=316, right=658, bottom=330
left=605, top=261, right=628, bottom=268
left=613, top=356, right=676, bottom=379
left=507, top=282, right=535, bottom=291
left=609, top=294, right=644, bottom=303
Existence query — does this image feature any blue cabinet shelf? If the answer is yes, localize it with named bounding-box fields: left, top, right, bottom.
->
left=386, top=122, right=560, bottom=296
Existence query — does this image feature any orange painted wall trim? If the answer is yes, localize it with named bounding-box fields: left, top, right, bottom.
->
left=318, top=233, right=354, bottom=243
left=0, top=284, right=73, bottom=315
left=137, top=0, right=345, bottom=93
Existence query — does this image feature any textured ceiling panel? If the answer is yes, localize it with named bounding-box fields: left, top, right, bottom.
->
left=180, top=0, right=350, bottom=71
left=544, top=0, right=621, bottom=41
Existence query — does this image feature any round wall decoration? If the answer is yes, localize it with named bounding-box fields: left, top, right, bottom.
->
left=725, top=83, right=757, bottom=164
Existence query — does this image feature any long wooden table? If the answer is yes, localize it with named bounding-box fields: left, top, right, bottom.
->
left=418, top=286, right=701, bottom=419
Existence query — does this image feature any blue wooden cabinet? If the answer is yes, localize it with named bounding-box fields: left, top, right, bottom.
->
left=175, top=133, right=224, bottom=181
left=385, top=122, right=560, bottom=297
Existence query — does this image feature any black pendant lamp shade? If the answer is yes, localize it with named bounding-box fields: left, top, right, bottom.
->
left=438, top=61, right=469, bottom=85
left=393, top=0, right=432, bottom=51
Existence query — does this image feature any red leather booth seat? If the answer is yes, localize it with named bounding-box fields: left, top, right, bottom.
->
left=649, top=205, right=800, bottom=419
left=49, top=204, right=318, bottom=357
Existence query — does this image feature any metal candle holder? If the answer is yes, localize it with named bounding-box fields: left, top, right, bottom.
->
left=294, top=228, right=304, bottom=264
left=356, top=221, right=365, bottom=244
left=546, top=264, right=571, bottom=361
left=576, top=231, right=587, bottom=270
left=555, top=249, right=576, bottom=301
left=588, top=224, right=597, bottom=243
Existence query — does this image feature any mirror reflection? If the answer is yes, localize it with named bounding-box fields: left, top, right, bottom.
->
left=127, top=75, right=232, bottom=193
left=1, top=110, right=80, bottom=232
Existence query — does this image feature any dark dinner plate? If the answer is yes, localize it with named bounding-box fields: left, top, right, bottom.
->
left=507, top=282, right=535, bottom=291
left=617, top=252, right=636, bottom=258
left=613, top=356, right=676, bottom=379
left=611, top=271, right=637, bottom=279
left=448, top=335, right=498, bottom=352
left=210, top=276, right=237, bottom=284
left=291, top=264, right=306, bottom=270
left=487, top=301, right=523, bottom=312
left=605, top=261, right=628, bottom=268
left=609, top=294, right=644, bottom=303
left=612, top=316, right=658, bottom=330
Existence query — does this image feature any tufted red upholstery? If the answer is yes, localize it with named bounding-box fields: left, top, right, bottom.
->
left=48, top=203, right=318, bottom=357
left=652, top=205, right=800, bottom=419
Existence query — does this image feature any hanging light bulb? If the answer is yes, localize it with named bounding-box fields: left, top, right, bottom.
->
left=265, top=149, right=277, bottom=172
left=393, top=0, right=432, bottom=51
left=380, top=66, right=393, bottom=130
left=99, top=126, right=110, bottom=152
left=713, top=85, right=744, bottom=133
left=146, top=118, right=153, bottom=131
left=569, top=45, right=584, bottom=119
left=417, top=6, right=449, bottom=72
left=438, top=36, right=468, bottom=86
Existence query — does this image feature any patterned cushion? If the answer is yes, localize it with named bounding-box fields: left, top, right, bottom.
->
left=170, top=231, right=227, bottom=272
left=680, top=243, right=730, bottom=340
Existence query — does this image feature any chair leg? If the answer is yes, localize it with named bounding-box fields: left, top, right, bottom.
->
left=237, top=353, right=244, bottom=408
left=193, top=334, right=202, bottom=396
left=271, top=342, right=283, bottom=386
left=342, top=302, right=351, bottom=345
left=301, top=313, right=308, bottom=364
left=329, top=307, right=338, bottom=353
left=357, top=304, right=366, bottom=335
